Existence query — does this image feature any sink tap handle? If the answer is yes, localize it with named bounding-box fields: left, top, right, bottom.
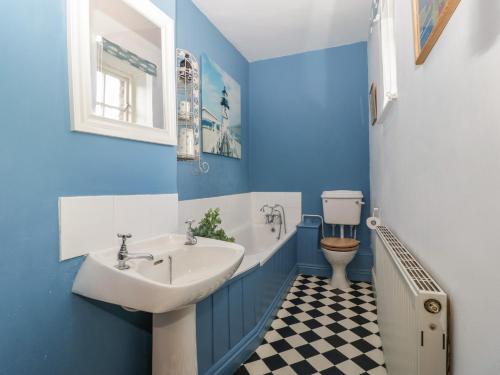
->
left=184, top=220, right=197, bottom=245
left=185, top=220, right=196, bottom=232
left=117, top=233, right=132, bottom=255
left=117, top=233, right=132, bottom=241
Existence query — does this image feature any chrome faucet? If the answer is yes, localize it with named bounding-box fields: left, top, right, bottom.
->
left=185, top=219, right=197, bottom=245
left=115, top=233, right=154, bottom=270
left=273, top=204, right=287, bottom=235
left=260, top=204, right=274, bottom=224
left=260, top=204, right=287, bottom=240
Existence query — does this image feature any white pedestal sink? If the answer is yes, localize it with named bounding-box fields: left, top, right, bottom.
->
left=72, top=234, right=244, bottom=375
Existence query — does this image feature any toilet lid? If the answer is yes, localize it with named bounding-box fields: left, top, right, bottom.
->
left=321, top=237, right=360, bottom=252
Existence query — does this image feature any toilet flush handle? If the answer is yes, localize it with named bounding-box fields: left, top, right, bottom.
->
left=356, top=200, right=365, bottom=205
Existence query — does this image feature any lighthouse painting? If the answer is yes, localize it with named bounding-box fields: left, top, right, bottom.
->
left=201, top=55, right=241, bottom=159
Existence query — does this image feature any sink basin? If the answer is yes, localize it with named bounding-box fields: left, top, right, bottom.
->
left=73, top=233, right=244, bottom=374
left=72, top=234, right=244, bottom=313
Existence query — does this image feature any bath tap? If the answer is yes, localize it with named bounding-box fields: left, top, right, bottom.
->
left=272, top=204, right=287, bottom=235
left=260, top=204, right=274, bottom=224
left=115, top=233, right=154, bottom=270
left=260, top=204, right=287, bottom=240
left=271, top=209, right=283, bottom=240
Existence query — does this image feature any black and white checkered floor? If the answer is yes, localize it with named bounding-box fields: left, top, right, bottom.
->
left=235, top=275, right=387, bottom=375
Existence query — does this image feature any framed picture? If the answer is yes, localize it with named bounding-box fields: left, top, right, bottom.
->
left=369, top=83, right=378, bottom=126
left=201, top=55, right=242, bottom=159
left=412, top=0, right=461, bottom=65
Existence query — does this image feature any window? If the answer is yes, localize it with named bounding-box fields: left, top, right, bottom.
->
left=370, top=0, right=398, bottom=120
left=380, top=0, right=398, bottom=107
left=95, top=67, right=132, bottom=123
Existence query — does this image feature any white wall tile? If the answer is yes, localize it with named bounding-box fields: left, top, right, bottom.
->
left=59, top=196, right=114, bottom=261
left=178, top=192, right=302, bottom=234
left=287, top=206, right=302, bottom=227
left=250, top=192, right=302, bottom=225
left=178, top=193, right=250, bottom=233
left=60, top=192, right=300, bottom=261
left=59, top=194, right=178, bottom=261
left=114, top=195, right=152, bottom=241
left=150, top=194, right=178, bottom=236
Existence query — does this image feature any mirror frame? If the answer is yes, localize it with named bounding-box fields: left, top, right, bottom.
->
left=67, top=0, right=177, bottom=145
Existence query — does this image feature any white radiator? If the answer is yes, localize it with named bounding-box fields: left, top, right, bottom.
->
left=373, top=226, right=448, bottom=375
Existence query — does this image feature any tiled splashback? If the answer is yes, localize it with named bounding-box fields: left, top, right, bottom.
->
left=250, top=192, right=301, bottom=226
left=178, top=193, right=250, bottom=233
left=178, top=192, right=302, bottom=234
left=58, top=194, right=178, bottom=261
left=59, top=192, right=300, bottom=261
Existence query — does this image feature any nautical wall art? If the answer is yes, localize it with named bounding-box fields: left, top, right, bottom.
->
left=201, top=55, right=242, bottom=159
left=412, top=0, right=461, bottom=65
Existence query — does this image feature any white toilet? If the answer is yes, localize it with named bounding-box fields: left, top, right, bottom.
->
left=320, top=190, right=364, bottom=289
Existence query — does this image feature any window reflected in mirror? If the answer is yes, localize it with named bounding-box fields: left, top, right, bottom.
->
left=90, top=0, right=164, bottom=129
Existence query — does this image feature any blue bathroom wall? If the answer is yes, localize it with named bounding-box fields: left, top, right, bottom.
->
left=0, top=1, right=175, bottom=374
left=176, top=0, right=250, bottom=200
left=249, top=43, right=372, bottom=276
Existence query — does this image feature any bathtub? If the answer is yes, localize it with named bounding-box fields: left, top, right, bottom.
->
left=178, top=192, right=301, bottom=373
left=230, top=223, right=298, bottom=278
left=195, top=221, right=298, bottom=374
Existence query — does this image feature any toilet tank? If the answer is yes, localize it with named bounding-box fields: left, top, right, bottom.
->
left=321, top=190, right=364, bottom=225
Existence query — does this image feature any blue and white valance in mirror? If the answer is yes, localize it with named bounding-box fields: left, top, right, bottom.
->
left=98, top=36, right=158, bottom=77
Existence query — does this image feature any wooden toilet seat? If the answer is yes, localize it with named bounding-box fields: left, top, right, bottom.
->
left=320, top=237, right=360, bottom=252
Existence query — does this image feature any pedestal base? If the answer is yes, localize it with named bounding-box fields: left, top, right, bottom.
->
left=329, top=264, right=351, bottom=289
left=153, top=305, right=198, bottom=375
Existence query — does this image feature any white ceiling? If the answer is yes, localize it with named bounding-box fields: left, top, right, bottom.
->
left=192, top=0, right=372, bottom=62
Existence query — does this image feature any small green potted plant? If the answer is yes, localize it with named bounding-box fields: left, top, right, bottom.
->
left=192, top=208, right=235, bottom=243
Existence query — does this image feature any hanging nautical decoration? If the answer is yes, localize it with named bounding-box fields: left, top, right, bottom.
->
left=176, top=49, right=209, bottom=174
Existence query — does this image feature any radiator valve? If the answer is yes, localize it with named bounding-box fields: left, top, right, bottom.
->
left=424, top=299, right=442, bottom=314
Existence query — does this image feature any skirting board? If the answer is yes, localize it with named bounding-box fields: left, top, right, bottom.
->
left=297, top=263, right=372, bottom=282
left=205, top=266, right=298, bottom=375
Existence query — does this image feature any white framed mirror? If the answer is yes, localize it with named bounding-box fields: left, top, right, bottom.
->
left=67, top=0, right=176, bottom=145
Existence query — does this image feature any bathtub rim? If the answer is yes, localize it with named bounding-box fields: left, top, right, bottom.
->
left=231, top=225, right=297, bottom=278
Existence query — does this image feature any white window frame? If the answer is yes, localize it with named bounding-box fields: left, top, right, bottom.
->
left=371, top=0, right=398, bottom=122
left=95, top=65, right=133, bottom=123
left=380, top=0, right=398, bottom=108
left=67, top=0, right=177, bottom=146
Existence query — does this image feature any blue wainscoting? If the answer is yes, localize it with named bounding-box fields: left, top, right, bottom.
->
left=196, top=234, right=297, bottom=375
left=297, top=218, right=372, bottom=282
